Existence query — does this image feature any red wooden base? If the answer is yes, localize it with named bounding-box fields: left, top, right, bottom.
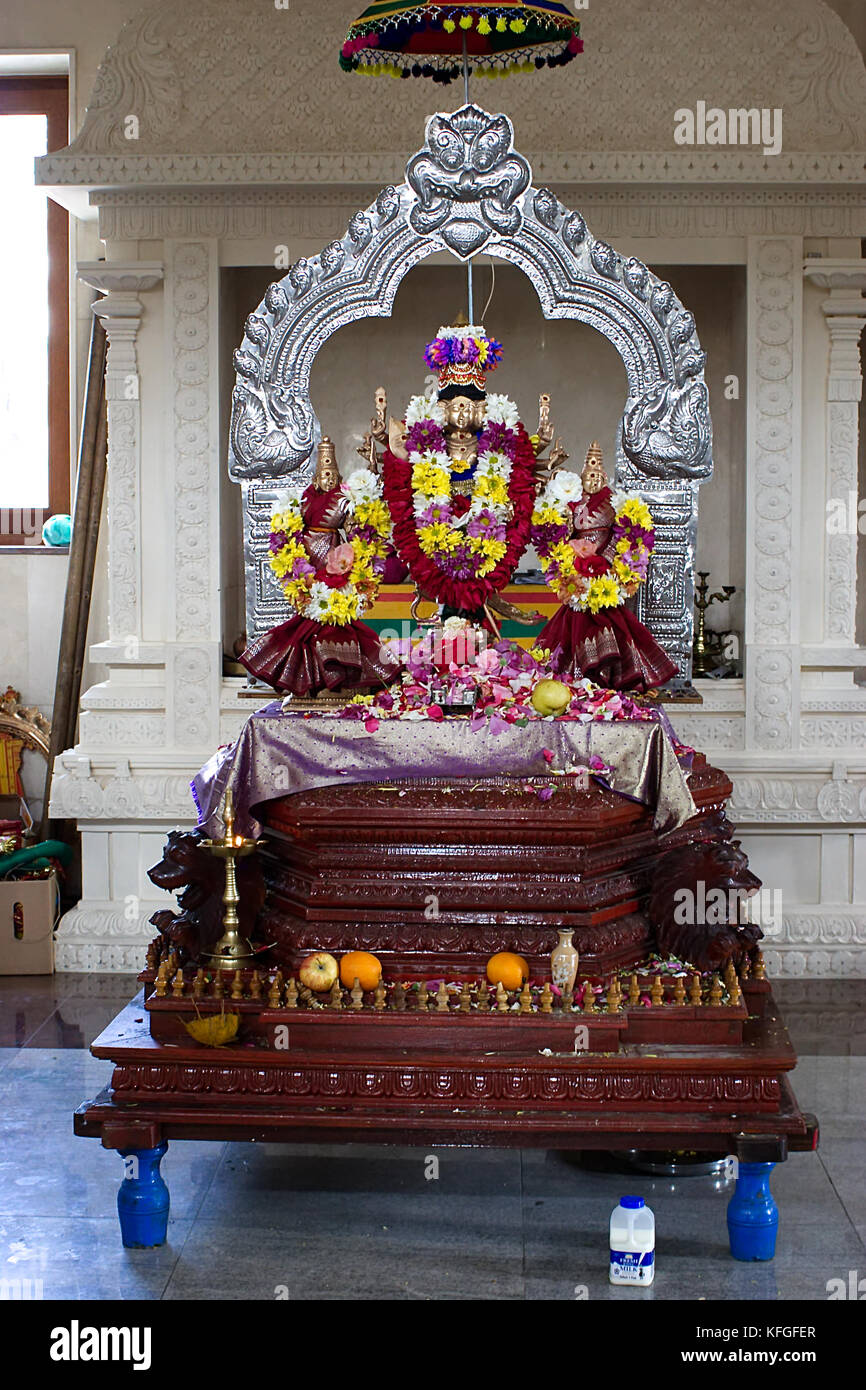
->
left=77, top=753, right=818, bottom=1265
left=259, top=757, right=735, bottom=978
left=74, top=983, right=816, bottom=1159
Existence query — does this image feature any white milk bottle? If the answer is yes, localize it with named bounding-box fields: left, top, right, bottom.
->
left=609, top=1196, right=655, bottom=1285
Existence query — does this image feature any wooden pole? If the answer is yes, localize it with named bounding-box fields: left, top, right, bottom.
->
left=68, top=394, right=107, bottom=751
left=40, top=314, right=108, bottom=842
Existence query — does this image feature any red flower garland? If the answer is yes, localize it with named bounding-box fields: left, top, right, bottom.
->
left=383, top=423, right=537, bottom=612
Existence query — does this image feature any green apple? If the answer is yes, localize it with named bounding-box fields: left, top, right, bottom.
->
left=530, top=679, right=572, bottom=717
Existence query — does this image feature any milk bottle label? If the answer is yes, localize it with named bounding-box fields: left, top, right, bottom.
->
left=610, top=1249, right=654, bottom=1282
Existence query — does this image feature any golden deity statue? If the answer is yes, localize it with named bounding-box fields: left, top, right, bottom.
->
left=368, top=321, right=573, bottom=629
left=301, top=437, right=349, bottom=570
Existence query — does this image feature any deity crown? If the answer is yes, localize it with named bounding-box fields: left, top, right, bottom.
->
left=314, top=436, right=342, bottom=489
left=424, top=324, right=504, bottom=396
left=581, top=440, right=608, bottom=492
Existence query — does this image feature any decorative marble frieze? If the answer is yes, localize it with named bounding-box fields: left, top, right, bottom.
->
left=167, top=644, right=221, bottom=753
left=36, top=148, right=866, bottom=195
left=765, top=941, right=866, bottom=979
left=94, top=189, right=866, bottom=245
left=664, top=716, right=745, bottom=750
left=54, top=906, right=163, bottom=974
left=729, top=771, right=866, bottom=823
left=50, top=754, right=199, bottom=823
left=164, top=240, right=221, bottom=647
left=800, top=716, right=866, bottom=747
left=33, top=0, right=866, bottom=166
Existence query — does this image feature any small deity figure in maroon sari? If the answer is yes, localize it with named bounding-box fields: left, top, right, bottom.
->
left=239, top=439, right=398, bottom=698
left=297, top=439, right=349, bottom=571
left=538, top=443, right=679, bottom=692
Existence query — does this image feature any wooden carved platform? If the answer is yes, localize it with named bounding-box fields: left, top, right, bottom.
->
left=259, top=756, right=734, bottom=977
left=75, top=970, right=816, bottom=1158
left=73, top=754, right=817, bottom=1255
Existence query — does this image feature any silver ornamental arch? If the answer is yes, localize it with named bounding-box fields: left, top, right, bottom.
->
left=229, top=105, right=713, bottom=680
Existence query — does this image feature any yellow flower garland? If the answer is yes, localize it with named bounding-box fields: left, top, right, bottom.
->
left=531, top=481, right=658, bottom=614
left=268, top=475, right=391, bottom=627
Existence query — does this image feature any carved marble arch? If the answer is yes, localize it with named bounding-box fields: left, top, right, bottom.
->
left=229, top=104, right=714, bottom=679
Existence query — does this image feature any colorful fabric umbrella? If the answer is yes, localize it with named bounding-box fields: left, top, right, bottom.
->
left=341, top=2, right=583, bottom=82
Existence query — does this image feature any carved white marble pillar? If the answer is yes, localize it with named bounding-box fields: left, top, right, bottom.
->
left=744, top=237, right=803, bottom=752
left=803, top=260, right=866, bottom=652
left=51, top=253, right=225, bottom=971
left=163, top=240, right=222, bottom=754
left=77, top=263, right=164, bottom=643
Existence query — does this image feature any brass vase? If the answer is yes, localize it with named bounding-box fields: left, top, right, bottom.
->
left=551, top=929, right=579, bottom=998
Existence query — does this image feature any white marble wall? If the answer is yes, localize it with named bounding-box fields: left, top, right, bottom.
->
left=11, top=0, right=864, bottom=974
left=44, top=206, right=866, bottom=977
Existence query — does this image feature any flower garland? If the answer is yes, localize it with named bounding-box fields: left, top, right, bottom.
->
left=268, top=468, right=391, bottom=627
left=532, top=474, right=657, bottom=614
left=382, top=392, right=536, bottom=612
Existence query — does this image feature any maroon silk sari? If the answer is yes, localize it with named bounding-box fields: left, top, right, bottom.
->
left=239, top=615, right=398, bottom=698
left=299, top=485, right=347, bottom=569
left=540, top=605, right=679, bottom=693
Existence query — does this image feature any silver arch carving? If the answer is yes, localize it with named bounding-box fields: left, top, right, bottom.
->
left=229, top=104, right=713, bottom=678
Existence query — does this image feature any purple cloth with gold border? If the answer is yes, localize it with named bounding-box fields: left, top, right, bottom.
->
left=191, top=706, right=696, bottom=840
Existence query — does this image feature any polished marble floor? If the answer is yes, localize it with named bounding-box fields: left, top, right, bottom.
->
left=0, top=973, right=863, bottom=1300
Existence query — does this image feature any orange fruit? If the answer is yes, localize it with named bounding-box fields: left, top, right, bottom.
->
left=339, top=950, right=382, bottom=990
left=486, top=952, right=529, bottom=990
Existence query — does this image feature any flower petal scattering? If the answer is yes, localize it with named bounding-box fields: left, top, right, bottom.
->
left=317, top=637, right=660, bottom=733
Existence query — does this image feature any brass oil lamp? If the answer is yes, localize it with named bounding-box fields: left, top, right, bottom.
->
left=200, top=790, right=260, bottom=969
left=692, top=572, right=736, bottom=677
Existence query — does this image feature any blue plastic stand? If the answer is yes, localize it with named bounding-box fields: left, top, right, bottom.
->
left=117, top=1142, right=170, bottom=1248
left=727, top=1160, right=778, bottom=1260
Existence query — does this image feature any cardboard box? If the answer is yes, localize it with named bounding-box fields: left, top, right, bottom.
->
left=0, top=873, right=58, bottom=975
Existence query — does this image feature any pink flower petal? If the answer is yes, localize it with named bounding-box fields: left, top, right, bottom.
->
left=475, top=648, right=501, bottom=677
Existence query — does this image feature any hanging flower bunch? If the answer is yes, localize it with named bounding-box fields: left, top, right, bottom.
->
left=532, top=475, right=657, bottom=615
left=268, top=468, right=392, bottom=627
left=383, top=392, right=536, bottom=612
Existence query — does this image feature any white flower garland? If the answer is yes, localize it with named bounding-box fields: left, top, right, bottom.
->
left=402, top=391, right=526, bottom=583
left=405, top=392, right=521, bottom=526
